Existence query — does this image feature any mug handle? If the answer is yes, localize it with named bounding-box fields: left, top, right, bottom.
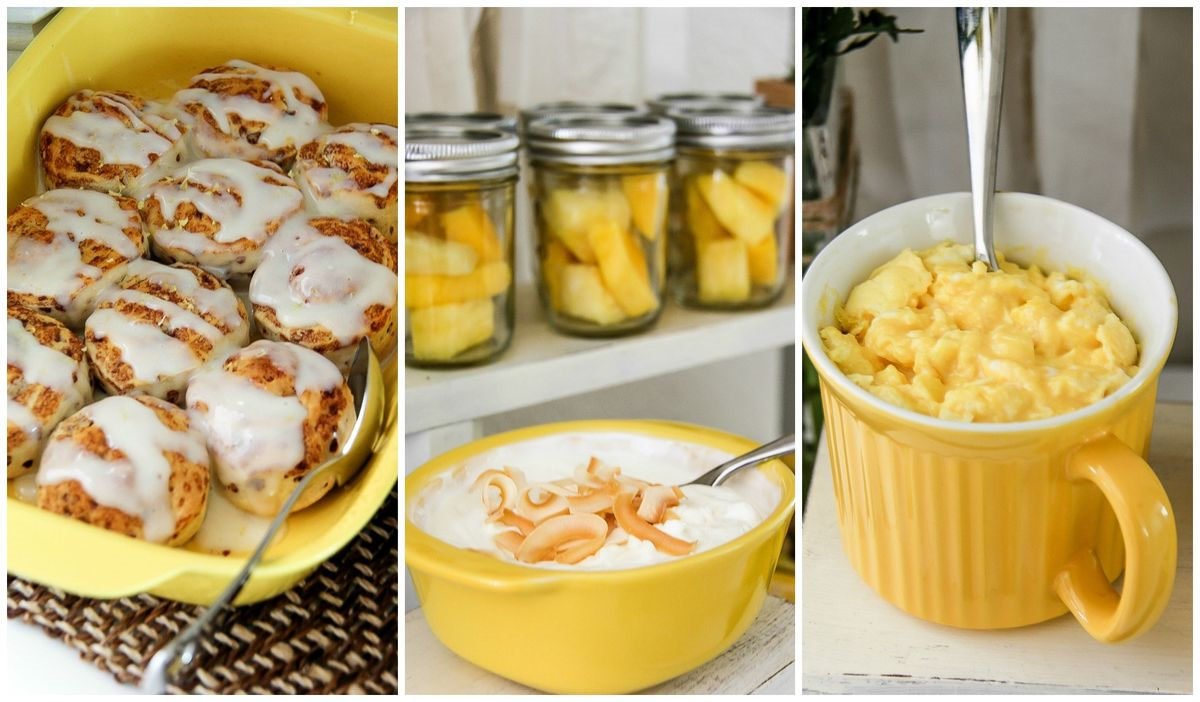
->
left=1053, top=434, right=1177, bottom=643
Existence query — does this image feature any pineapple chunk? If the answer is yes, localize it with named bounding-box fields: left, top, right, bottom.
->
left=747, top=233, right=779, bottom=286
left=542, top=187, right=631, bottom=263
left=542, top=240, right=571, bottom=310
left=587, top=220, right=657, bottom=318
left=621, top=173, right=666, bottom=240
left=733, top=161, right=789, bottom=213
left=405, top=232, right=478, bottom=275
left=441, top=203, right=504, bottom=263
left=405, top=193, right=436, bottom=232
left=409, top=298, right=495, bottom=361
left=406, top=261, right=511, bottom=308
left=685, top=179, right=729, bottom=243
left=698, top=238, right=751, bottom=304
left=695, top=170, right=775, bottom=245
left=560, top=264, right=626, bottom=325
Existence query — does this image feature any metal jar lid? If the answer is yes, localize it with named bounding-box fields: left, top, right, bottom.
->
left=405, top=126, right=520, bottom=183
left=406, top=111, right=518, bottom=133
left=646, top=92, right=764, bottom=115
left=526, top=114, right=675, bottom=166
left=667, top=106, right=795, bottom=151
left=519, top=101, right=647, bottom=135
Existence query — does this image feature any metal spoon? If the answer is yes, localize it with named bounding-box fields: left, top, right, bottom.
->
left=957, top=7, right=1007, bottom=270
left=140, top=338, right=384, bottom=693
left=687, top=434, right=795, bottom=487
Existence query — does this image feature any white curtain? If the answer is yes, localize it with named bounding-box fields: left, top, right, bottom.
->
left=838, top=7, right=1191, bottom=361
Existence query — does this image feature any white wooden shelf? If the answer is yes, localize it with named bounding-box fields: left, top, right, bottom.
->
left=405, top=276, right=795, bottom=433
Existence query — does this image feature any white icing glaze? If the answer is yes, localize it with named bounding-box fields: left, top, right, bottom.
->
left=42, top=91, right=183, bottom=169
left=86, top=306, right=200, bottom=382
left=249, top=219, right=396, bottom=345
left=125, top=259, right=245, bottom=332
left=172, top=60, right=328, bottom=155
left=411, top=432, right=782, bottom=571
left=7, top=317, right=90, bottom=446
left=187, top=482, right=285, bottom=555
left=7, top=190, right=141, bottom=307
left=37, top=396, right=209, bottom=544
left=297, top=124, right=398, bottom=200
left=12, top=472, right=40, bottom=503
left=186, top=340, right=344, bottom=483
left=146, top=159, right=303, bottom=253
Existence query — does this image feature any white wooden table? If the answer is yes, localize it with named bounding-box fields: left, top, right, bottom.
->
left=405, top=594, right=794, bottom=694
left=802, top=401, right=1192, bottom=694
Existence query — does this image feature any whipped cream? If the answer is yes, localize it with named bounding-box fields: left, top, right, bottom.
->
left=410, top=432, right=781, bottom=570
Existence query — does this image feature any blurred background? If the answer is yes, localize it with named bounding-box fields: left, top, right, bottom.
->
left=802, top=6, right=1192, bottom=507
left=406, top=7, right=796, bottom=612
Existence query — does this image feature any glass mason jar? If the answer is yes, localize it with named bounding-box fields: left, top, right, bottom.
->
left=404, top=126, right=519, bottom=367
left=666, top=106, right=795, bottom=310
left=526, top=114, right=675, bottom=337
left=646, top=92, right=763, bottom=115
left=406, top=111, right=517, bottom=133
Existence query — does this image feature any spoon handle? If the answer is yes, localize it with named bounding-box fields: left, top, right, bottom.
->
left=689, top=434, right=795, bottom=487
left=957, top=7, right=1007, bottom=270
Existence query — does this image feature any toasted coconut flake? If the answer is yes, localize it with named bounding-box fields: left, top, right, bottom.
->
left=494, top=530, right=525, bottom=556
left=637, top=484, right=681, bottom=523
left=514, top=489, right=569, bottom=525
left=613, top=492, right=694, bottom=556
left=531, top=481, right=577, bottom=497
left=502, top=465, right=528, bottom=490
left=498, top=509, right=535, bottom=535
left=671, top=486, right=684, bottom=499
left=567, top=491, right=615, bottom=515
left=517, top=513, right=607, bottom=563
left=605, top=526, right=629, bottom=546
left=472, top=470, right=519, bottom=518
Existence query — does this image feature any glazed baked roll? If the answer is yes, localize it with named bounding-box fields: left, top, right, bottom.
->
left=171, top=59, right=330, bottom=167
left=36, top=394, right=210, bottom=546
left=140, top=158, right=304, bottom=278
left=7, top=306, right=93, bottom=479
left=292, top=123, right=398, bottom=241
left=249, top=217, right=398, bottom=370
left=40, top=90, right=189, bottom=196
left=186, top=339, right=355, bottom=516
left=85, top=259, right=250, bottom=404
left=7, top=189, right=147, bottom=328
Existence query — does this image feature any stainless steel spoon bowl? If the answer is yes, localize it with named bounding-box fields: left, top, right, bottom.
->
left=957, top=7, right=1007, bottom=270
left=140, top=338, right=384, bottom=693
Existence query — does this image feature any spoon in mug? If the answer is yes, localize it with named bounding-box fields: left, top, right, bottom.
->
left=957, top=7, right=1007, bottom=270
left=687, top=434, right=795, bottom=487
left=140, top=338, right=384, bottom=693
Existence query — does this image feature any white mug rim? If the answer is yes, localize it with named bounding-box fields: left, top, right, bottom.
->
left=801, top=192, right=1179, bottom=435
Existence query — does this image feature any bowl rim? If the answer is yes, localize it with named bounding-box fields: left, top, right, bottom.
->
left=800, top=191, right=1178, bottom=436
left=404, top=419, right=796, bottom=590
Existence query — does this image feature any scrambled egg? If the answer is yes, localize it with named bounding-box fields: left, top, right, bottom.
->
left=820, top=242, right=1138, bottom=422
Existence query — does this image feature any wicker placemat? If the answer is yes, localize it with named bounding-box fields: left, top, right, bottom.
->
left=7, top=487, right=398, bottom=694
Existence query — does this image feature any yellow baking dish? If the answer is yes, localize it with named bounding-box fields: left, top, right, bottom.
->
left=406, top=420, right=796, bottom=693
left=6, top=7, right=398, bottom=606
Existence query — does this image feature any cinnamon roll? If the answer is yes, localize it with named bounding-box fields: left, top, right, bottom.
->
left=7, top=189, right=147, bottom=328
left=7, top=306, right=93, bottom=478
left=186, top=339, right=355, bottom=516
left=40, top=90, right=189, bottom=196
left=292, top=123, right=398, bottom=241
left=85, top=259, right=250, bottom=404
left=249, top=217, right=398, bottom=370
left=171, top=59, right=330, bottom=167
left=36, top=394, right=210, bottom=546
left=139, top=158, right=304, bottom=278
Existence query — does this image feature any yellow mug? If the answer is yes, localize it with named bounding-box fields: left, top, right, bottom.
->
left=801, top=193, right=1177, bottom=642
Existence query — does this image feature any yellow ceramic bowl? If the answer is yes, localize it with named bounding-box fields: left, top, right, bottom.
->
left=802, top=193, right=1177, bottom=643
left=6, top=7, right=399, bottom=606
left=405, top=420, right=795, bottom=694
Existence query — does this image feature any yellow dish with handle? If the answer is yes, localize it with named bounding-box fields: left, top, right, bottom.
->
left=802, top=192, right=1177, bottom=642
left=6, top=7, right=398, bottom=606
left=405, top=419, right=795, bottom=694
